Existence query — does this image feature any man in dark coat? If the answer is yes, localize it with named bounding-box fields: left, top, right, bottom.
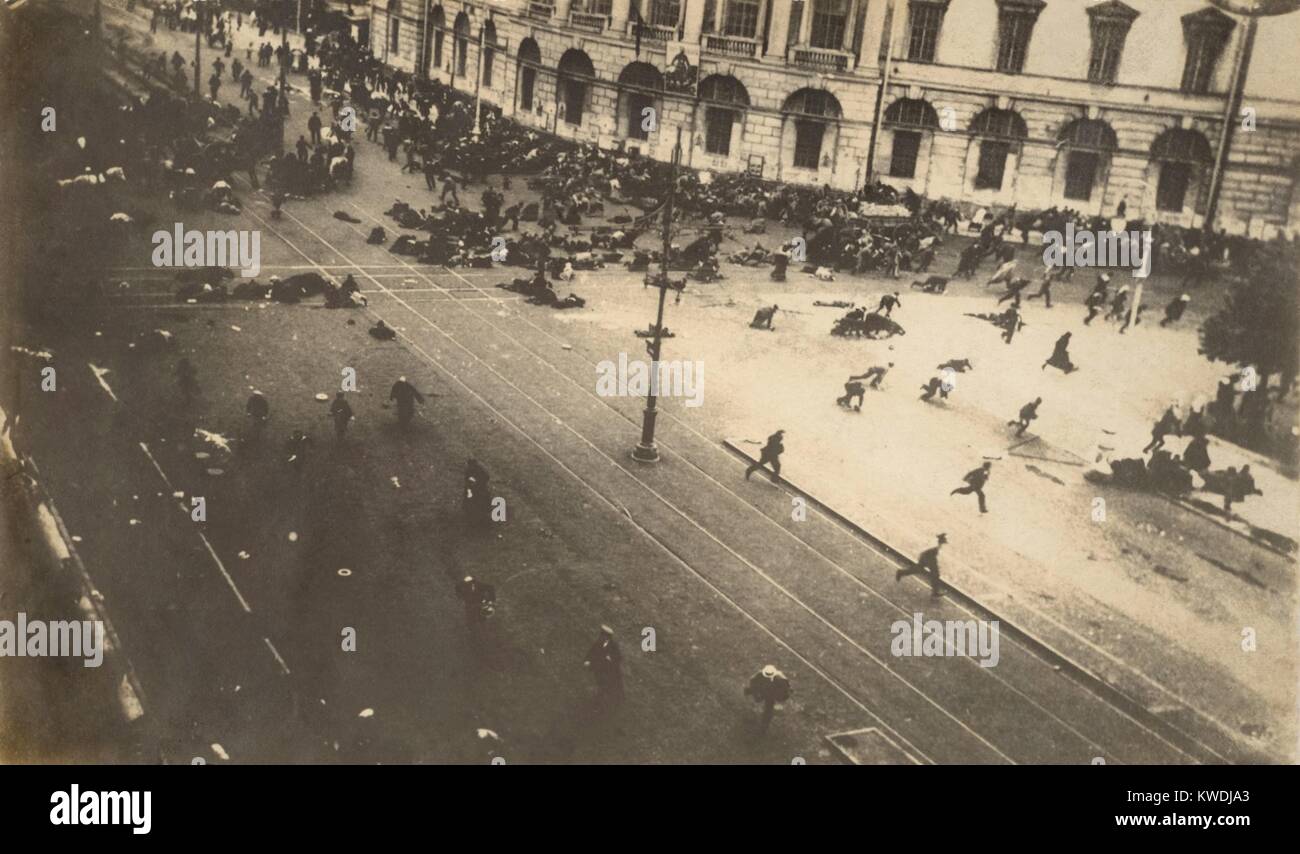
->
left=745, top=664, right=791, bottom=734
left=744, top=430, right=785, bottom=483
left=950, top=462, right=992, bottom=513
left=1009, top=398, right=1041, bottom=437
left=896, top=533, right=947, bottom=598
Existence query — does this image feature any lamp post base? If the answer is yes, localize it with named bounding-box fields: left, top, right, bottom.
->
left=631, top=442, right=660, bottom=464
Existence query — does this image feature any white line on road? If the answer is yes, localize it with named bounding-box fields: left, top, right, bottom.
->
left=263, top=638, right=291, bottom=675
left=88, top=363, right=118, bottom=402
left=139, top=442, right=253, bottom=614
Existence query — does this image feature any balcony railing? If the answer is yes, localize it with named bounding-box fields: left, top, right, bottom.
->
left=527, top=1, right=554, bottom=20
left=626, top=19, right=677, bottom=43
left=787, top=45, right=856, bottom=72
left=701, top=33, right=760, bottom=59
left=569, top=11, right=611, bottom=33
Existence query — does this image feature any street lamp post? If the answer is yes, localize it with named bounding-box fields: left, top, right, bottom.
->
left=632, top=128, right=685, bottom=465
left=280, top=0, right=290, bottom=95
left=1202, top=0, right=1300, bottom=231
left=472, top=24, right=485, bottom=138
left=194, top=1, right=203, bottom=97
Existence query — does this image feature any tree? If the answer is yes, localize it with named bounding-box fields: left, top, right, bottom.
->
left=1199, top=243, right=1300, bottom=397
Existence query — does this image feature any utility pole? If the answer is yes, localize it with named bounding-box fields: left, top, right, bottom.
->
left=1202, top=0, right=1300, bottom=231
left=280, top=0, right=290, bottom=95
left=864, top=0, right=897, bottom=182
left=632, top=128, right=685, bottom=465
left=472, top=24, right=485, bottom=137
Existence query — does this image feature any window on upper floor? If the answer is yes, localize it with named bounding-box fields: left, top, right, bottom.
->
left=1180, top=8, right=1235, bottom=94
left=810, top=0, right=850, bottom=50
left=995, top=0, right=1044, bottom=74
left=906, top=0, right=949, bottom=63
left=1086, top=1, right=1139, bottom=85
left=724, top=0, right=762, bottom=38
left=648, top=0, right=681, bottom=28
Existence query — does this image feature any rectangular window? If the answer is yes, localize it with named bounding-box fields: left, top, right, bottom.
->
left=1156, top=162, right=1191, bottom=212
left=483, top=48, right=494, bottom=88
left=1181, top=33, right=1223, bottom=94
left=706, top=107, right=735, bottom=155
left=996, top=11, right=1035, bottom=73
left=810, top=0, right=849, bottom=50
left=889, top=130, right=921, bottom=179
left=628, top=93, right=654, bottom=140
left=651, top=0, right=681, bottom=28
left=975, top=140, right=1009, bottom=190
left=390, top=20, right=401, bottom=55
left=589, top=0, right=613, bottom=15
left=788, top=0, right=804, bottom=46
left=520, top=66, right=536, bottom=111
left=907, top=1, right=946, bottom=62
left=1088, top=20, right=1128, bottom=84
left=1064, top=151, right=1098, bottom=201
left=724, top=0, right=760, bottom=38
left=702, top=0, right=717, bottom=32
left=564, top=80, right=585, bottom=125
left=794, top=120, right=825, bottom=169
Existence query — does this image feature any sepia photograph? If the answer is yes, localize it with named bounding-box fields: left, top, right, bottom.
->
left=0, top=0, right=1296, bottom=791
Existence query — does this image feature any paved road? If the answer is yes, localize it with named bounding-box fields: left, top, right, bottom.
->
left=2, top=2, right=1273, bottom=763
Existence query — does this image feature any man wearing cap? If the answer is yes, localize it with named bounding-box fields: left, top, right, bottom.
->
left=583, top=626, right=624, bottom=705
left=896, top=533, right=947, bottom=598
left=745, top=665, right=791, bottom=734
left=745, top=430, right=785, bottom=483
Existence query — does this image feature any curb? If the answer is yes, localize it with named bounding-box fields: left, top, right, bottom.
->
left=723, top=438, right=1254, bottom=765
left=0, top=405, right=147, bottom=728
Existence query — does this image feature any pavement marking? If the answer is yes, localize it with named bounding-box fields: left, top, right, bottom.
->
left=263, top=637, right=291, bottom=675
left=88, top=363, right=119, bottom=402
left=139, top=442, right=253, bottom=614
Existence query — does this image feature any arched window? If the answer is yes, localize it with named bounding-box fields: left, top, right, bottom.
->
left=483, top=21, right=497, bottom=88
left=427, top=6, right=445, bottom=76
left=619, top=62, right=664, bottom=141
left=783, top=88, right=841, bottom=170
left=1057, top=118, right=1117, bottom=201
left=517, top=38, right=541, bottom=112
left=1150, top=127, right=1213, bottom=212
left=969, top=107, right=1027, bottom=190
left=699, top=74, right=749, bottom=156
left=454, top=12, right=469, bottom=78
left=558, top=49, right=596, bottom=127
left=884, top=97, right=939, bottom=179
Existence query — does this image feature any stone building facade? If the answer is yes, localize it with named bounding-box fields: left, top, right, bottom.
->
left=369, top=0, right=1300, bottom=235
